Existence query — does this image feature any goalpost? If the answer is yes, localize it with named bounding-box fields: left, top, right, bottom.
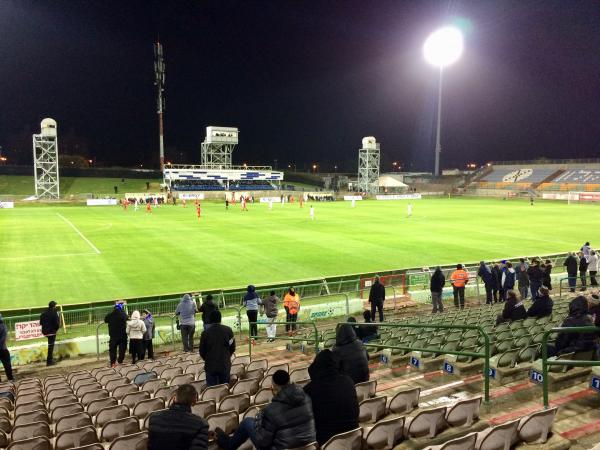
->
left=567, top=191, right=600, bottom=204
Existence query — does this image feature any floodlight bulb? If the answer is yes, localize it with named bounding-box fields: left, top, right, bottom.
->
left=423, top=26, right=464, bottom=68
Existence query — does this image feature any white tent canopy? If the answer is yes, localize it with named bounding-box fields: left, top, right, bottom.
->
left=378, top=175, right=408, bottom=188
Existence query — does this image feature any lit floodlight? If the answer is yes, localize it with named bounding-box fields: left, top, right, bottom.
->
left=423, top=26, right=464, bottom=68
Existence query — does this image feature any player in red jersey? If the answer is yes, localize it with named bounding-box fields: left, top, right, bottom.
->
left=299, top=196, right=304, bottom=208
left=122, top=198, right=128, bottom=210
left=146, top=202, right=152, bottom=214
left=196, top=203, right=201, bottom=220
left=182, top=198, right=186, bottom=208
left=241, top=196, right=248, bottom=211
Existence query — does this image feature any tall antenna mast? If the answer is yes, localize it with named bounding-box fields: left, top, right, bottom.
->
left=154, top=40, right=166, bottom=170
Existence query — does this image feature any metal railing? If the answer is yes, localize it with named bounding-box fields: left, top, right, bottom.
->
left=540, top=326, right=600, bottom=408
left=336, top=322, right=492, bottom=404
left=247, top=321, right=320, bottom=358
left=558, top=276, right=589, bottom=298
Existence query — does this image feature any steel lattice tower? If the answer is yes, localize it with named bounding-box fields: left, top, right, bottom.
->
left=154, top=41, right=166, bottom=171
left=32, top=118, right=60, bottom=199
left=357, top=136, right=380, bottom=195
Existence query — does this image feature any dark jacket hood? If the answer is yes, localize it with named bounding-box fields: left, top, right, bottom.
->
left=569, top=296, right=589, bottom=316
left=336, top=324, right=357, bottom=346
left=274, top=383, right=308, bottom=407
left=308, top=349, right=339, bottom=380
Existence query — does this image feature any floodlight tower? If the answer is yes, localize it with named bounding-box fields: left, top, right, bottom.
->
left=423, top=26, right=464, bottom=176
left=201, top=126, right=239, bottom=168
left=154, top=41, right=166, bottom=170
left=357, top=136, right=380, bottom=195
left=32, top=118, right=60, bottom=199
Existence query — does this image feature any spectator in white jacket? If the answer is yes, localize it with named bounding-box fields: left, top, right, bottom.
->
left=589, top=250, right=599, bottom=287
left=127, top=310, right=147, bottom=364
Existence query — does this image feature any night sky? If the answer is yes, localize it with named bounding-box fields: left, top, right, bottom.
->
left=1, top=1, right=599, bottom=172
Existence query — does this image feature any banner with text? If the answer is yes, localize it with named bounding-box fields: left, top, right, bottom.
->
left=376, top=193, right=422, bottom=201
left=343, top=196, right=363, bottom=201
left=178, top=193, right=205, bottom=200
left=0, top=202, right=14, bottom=208
left=87, top=199, right=118, bottom=206
left=15, top=321, right=44, bottom=341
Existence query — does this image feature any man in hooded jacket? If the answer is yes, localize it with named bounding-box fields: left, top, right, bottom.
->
left=549, top=296, right=597, bottom=357
left=104, top=302, right=128, bottom=367
left=303, top=349, right=359, bottom=445
left=332, top=324, right=369, bottom=384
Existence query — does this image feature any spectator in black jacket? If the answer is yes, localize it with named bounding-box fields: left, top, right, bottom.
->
left=104, top=302, right=128, bottom=367
left=216, top=370, right=316, bottom=450
left=0, top=314, right=13, bottom=381
left=198, top=295, right=218, bottom=331
left=199, top=310, right=235, bottom=386
left=368, top=275, right=386, bottom=322
left=478, top=262, right=494, bottom=305
left=526, top=287, right=553, bottom=319
left=332, top=324, right=369, bottom=383
left=564, top=253, right=578, bottom=292
left=542, top=260, right=553, bottom=291
left=304, top=349, right=359, bottom=445
left=357, top=310, right=379, bottom=343
left=40, top=300, right=60, bottom=366
left=527, top=259, right=544, bottom=299
left=517, top=265, right=530, bottom=300
left=430, top=267, right=446, bottom=312
left=549, top=296, right=597, bottom=357
left=579, top=252, right=589, bottom=291
left=148, top=384, right=208, bottom=450
left=491, top=262, right=501, bottom=303
left=496, top=290, right=527, bottom=325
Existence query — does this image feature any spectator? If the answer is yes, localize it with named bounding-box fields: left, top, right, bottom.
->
left=527, top=259, right=544, bottom=299
left=142, top=310, right=155, bottom=360
left=368, top=275, right=386, bottom=322
left=243, top=285, right=260, bottom=339
left=40, top=300, right=61, bottom=366
left=491, top=262, right=501, bottom=302
left=430, top=267, right=446, bottom=312
left=478, top=262, right=494, bottom=305
left=496, top=290, right=527, bottom=325
left=332, top=324, right=369, bottom=384
left=589, top=251, right=599, bottom=287
left=126, top=310, right=146, bottom=364
left=0, top=314, right=14, bottom=382
left=450, top=264, right=469, bottom=309
left=582, top=242, right=592, bottom=258
left=579, top=252, right=589, bottom=291
left=549, top=296, right=597, bottom=357
left=526, top=287, right=553, bottom=319
left=304, top=349, right=359, bottom=446
left=216, top=370, right=316, bottom=450
left=148, top=384, right=209, bottom=450
left=176, top=294, right=197, bottom=352
left=517, top=265, right=530, bottom=300
left=262, top=291, right=279, bottom=342
left=542, top=259, right=553, bottom=291
left=519, top=258, right=529, bottom=272
left=564, top=252, right=578, bottom=293
left=588, top=294, right=600, bottom=329
left=501, top=262, right=516, bottom=301
left=198, top=295, right=218, bottom=331
left=105, top=302, right=128, bottom=367
left=283, top=288, right=300, bottom=336
left=357, top=310, right=379, bottom=343
left=199, top=310, right=235, bottom=386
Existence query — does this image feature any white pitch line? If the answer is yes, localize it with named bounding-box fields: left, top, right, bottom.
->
left=0, top=252, right=98, bottom=261
left=56, top=213, right=101, bottom=254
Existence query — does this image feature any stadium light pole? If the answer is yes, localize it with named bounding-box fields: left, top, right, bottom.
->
left=423, top=26, right=464, bottom=176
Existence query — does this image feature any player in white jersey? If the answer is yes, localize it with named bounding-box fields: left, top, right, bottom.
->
left=407, top=202, right=412, bottom=218
left=309, top=206, right=315, bottom=220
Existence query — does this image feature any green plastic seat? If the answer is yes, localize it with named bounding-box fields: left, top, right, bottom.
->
left=495, top=339, right=514, bottom=353
left=517, top=345, right=539, bottom=363
left=514, top=335, right=532, bottom=348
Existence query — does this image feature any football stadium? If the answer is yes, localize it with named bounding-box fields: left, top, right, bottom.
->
left=1, top=2, right=600, bottom=450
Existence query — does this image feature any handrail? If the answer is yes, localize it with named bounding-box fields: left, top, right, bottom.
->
left=247, top=321, right=319, bottom=358
left=558, top=276, right=582, bottom=298
left=541, top=326, right=600, bottom=408
left=336, top=322, right=491, bottom=404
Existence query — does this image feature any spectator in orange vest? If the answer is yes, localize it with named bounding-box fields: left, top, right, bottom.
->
left=450, top=264, right=469, bottom=309
left=283, top=288, right=301, bottom=336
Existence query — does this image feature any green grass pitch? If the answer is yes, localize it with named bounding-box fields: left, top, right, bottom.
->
left=0, top=197, right=597, bottom=308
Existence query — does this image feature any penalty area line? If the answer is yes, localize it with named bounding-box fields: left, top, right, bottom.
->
left=56, top=213, right=101, bottom=254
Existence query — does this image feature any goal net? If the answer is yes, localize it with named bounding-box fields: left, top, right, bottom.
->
left=568, top=191, right=600, bottom=204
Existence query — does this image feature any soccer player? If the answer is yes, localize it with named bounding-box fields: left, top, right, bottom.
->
left=196, top=203, right=201, bottom=221
left=225, top=198, right=229, bottom=209
left=146, top=201, right=152, bottom=214
left=134, top=198, right=139, bottom=212
left=351, top=198, right=356, bottom=208
left=268, top=200, right=273, bottom=210
left=299, top=196, right=304, bottom=208
left=309, top=205, right=315, bottom=220
left=241, top=196, right=248, bottom=211
left=122, top=198, right=128, bottom=211
left=182, top=198, right=186, bottom=208
left=407, top=202, right=412, bottom=218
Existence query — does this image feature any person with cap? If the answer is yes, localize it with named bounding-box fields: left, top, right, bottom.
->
left=199, top=310, right=235, bottom=386
left=368, top=275, right=386, bottom=322
left=526, top=287, right=553, bottom=319
left=142, top=309, right=155, bottom=360
left=176, top=294, right=197, bottom=352
left=0, top=314, right=14, bottom=382
left=126, top=310, right=146, bottom=364
left=332, top=324, right=369, bottom=383
left=303, top=349, right=359, bottom=446
left=40, top=300, right=61, bottom=366
left=148, top=384, right=209, bottom=450
left=450, top=264, right=469, bottom=309
left=243, top=285, right=261, bottom=340
left=283, top=287, right=300, bottom=336
left=104, top=302, right=128, bottom=367
left=198, top=294, right=218, bottom=331
left=216, top=370, right=316, bottom=450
